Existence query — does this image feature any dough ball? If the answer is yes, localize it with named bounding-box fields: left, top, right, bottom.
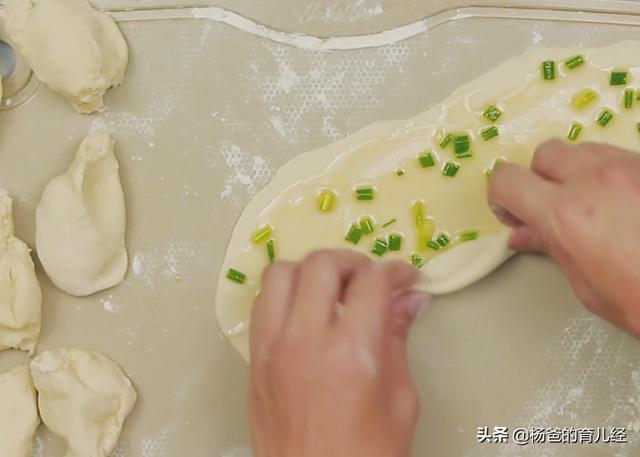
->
left=36, top=133, right=128, bottom=297
left=30, top=348, right=137, bottom=457
left=0, top=365, right=40, bottom=457
left=4, top=0, right=129, bottom=113
left=0, top=190, right=42, bottom=353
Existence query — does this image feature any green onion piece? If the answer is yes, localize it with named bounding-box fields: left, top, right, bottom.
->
left=411, top=253, right=424, bottom=268
left=454, top=135, right=471, bottom=157
left=266, top=239, right=276, bottom=262
left=419, top=152, right=436, bottom=168
left=360, top=216, right=375, bottom=235
left=567, top=122, right=583, bottom=142
left=481, top=126, right=499, bottom=141
left=542, top=61, right=556, bottom=80
left=565, top=55, right=585, bottom=70
left=227, top=268, right=247, bottom=284
left=396, top=169, right=405, bottom=176
left=442, top=161, right=460, bottom=177
left=318, top=189, right=336, bottom=212
left=459, top=230, right=479, bottom=242
left=436, top=233, right=451, bottom=248
left=439, top=133, right=454, bottom=148
left=625, top=89, right=634, bottom=109
left=483, top=105, right=502, bottom=123
left=571, top=89, right=599, bottom=110
left=636, top=90, right=640, bottom=101
left=251, top=225, right=273, bottom=244
left=388, top=233, right=402, bottom=251
left=597, top=109, right=614, bottom=127
left=355, top=186, right=375, bottom=201
left=371, top=238, right=389, bottom=257
left=412, top=201, right=426, bottom=226
left=345, top=223, right=364, bottom=245
left=610, top=71, right=628, bottom=86
left=382, top=218, right=397, bottom=228
left=427, top=240, right=441, bottom=251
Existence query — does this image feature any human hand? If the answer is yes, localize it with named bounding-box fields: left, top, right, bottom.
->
left=249, top=250, right=430, bottom=457
left=489, top=140, right=640, bottom=336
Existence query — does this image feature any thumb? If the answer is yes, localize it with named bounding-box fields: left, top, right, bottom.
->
left=389, top=290, right=431, bottom=341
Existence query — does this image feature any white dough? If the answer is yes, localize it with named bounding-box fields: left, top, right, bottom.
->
left=0, top=365, right=40, bottom=457
left=36, top=133, right=128, bottom=297
left=30, top=348, right=137, bottom=457
left=217, top=41, right=640, bottom=362
left=0, top=190, right=42, bottom=353
left=4, top=0, right=129, bottom=113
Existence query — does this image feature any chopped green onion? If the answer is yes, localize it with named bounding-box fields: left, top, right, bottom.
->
left=597, top=109, right=614, bottom=127
left=542, top=61, right=556, bottom=80
left=388, top=233, right=403, bottom=251
left=227, top=268, right=247, bottom=284
left=567, top=122, right=583, bottom=142
left=571, top=89, right=598, bottom=110
left=426, top=240, right=441, bottom=251
left=481, top=126, right=499, bottom=141
left=411, top=253, right=424, bottom=268
left=382, top=218, right=397, bottom=228
left=251, top=225, right=273, bottom=244
left=318, top=189, right=336, bottom=212
left=439, top=133, right=454, bottom=148
left=454, top=134, right=471, bottom=157
left=371, top=238, right=389, bottom=257
left=419, top=152, right=436, bottom=168
left=355, top=186, right=375, bottom=201
left=359, top=216, right=375, bottom=235
left=436, top=233, right=451, bottom=248
left=625, top=89, right=634, bottom=109
left=266, top=239, right=276, bottom=262
left=483, top=105, right=502, bottom=123
left=610, top=71, right=628, bottom=86
left=459, top=230, right=479, bottom=242
left=396, top=169, right=405, bottom=176
left=442, top=161, right=460, bottom=177
left=345, top=223, right=364, bottom=245
left=412, top=201, right=426, bottom=226
left=636, top=90, right=640, bottom=101
left=565, top=55, right=585, bottom=70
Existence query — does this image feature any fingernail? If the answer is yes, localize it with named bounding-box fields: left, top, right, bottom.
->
left=403, top=292, right=431, bottom=320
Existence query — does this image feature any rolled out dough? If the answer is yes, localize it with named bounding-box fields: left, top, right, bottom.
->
left=0, top=365, right=40, bottom=457
left=36, top=133, right=128, bottom=297
left=30, top=348, right=137, bottom=457
left=217, top=41, right=640, bottom=361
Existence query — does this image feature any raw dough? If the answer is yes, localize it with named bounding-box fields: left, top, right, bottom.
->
left=30, top=348, right=137, bottom=457
left=217, top=41, right=640, bottom=361
left=0, top=365, right=40, bottom=457
left=0, top=189, right=42, bottom=353
left=36, top=133, right=128, bottom=297
left=4, top=0, right=129, bottom=113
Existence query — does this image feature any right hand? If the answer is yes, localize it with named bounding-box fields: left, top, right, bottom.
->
left=488, top=140, right=640, bottom=336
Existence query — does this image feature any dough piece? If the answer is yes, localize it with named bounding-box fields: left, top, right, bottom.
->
left=36, top=133, right=128, bottom=296
left=0, top=365, right=40, bottom=457
left=4, top=0, right=128, bottom=113
left=0, top=190, right=42, bottom=353
left=30, top=348, right=137, bottom=457
left=216, top=41, right=640, bottom=361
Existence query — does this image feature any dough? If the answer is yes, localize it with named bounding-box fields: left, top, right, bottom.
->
left=4, top=0, right=128, bottom=113
left=0, top=365, right=40, bottom=457
left=217, top=41, right=640, bottom=361
left=30, top=348, right=137, bottom=457
left=0, top=189, right=42, bottom=353
left=36, top=133, right=128, bottom=296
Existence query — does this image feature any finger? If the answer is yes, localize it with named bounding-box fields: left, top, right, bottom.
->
left=289, top=249, right=371, bottom=335
left=250, top=262, right=299, bottom=360
left=381, top=261, right=421, bottom=291
left=509, top=226, right=545, bottom=252
left=489, top=162, right=558, bottom=238
left=531, top=139, right=582, bottom=182
left=389, top=290, right=431, bottom=342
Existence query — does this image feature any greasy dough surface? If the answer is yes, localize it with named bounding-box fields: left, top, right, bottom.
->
left=0, top=189, right=42, bottom=353
left=36, top=133, right=128, bottom=297
left=30, top=348, right=137, bottom=457
left=4, top=0, right=128, bottom=113
left=217, top=41, right=640, bottom=362
left=0, top=365, right=40, bottom=457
